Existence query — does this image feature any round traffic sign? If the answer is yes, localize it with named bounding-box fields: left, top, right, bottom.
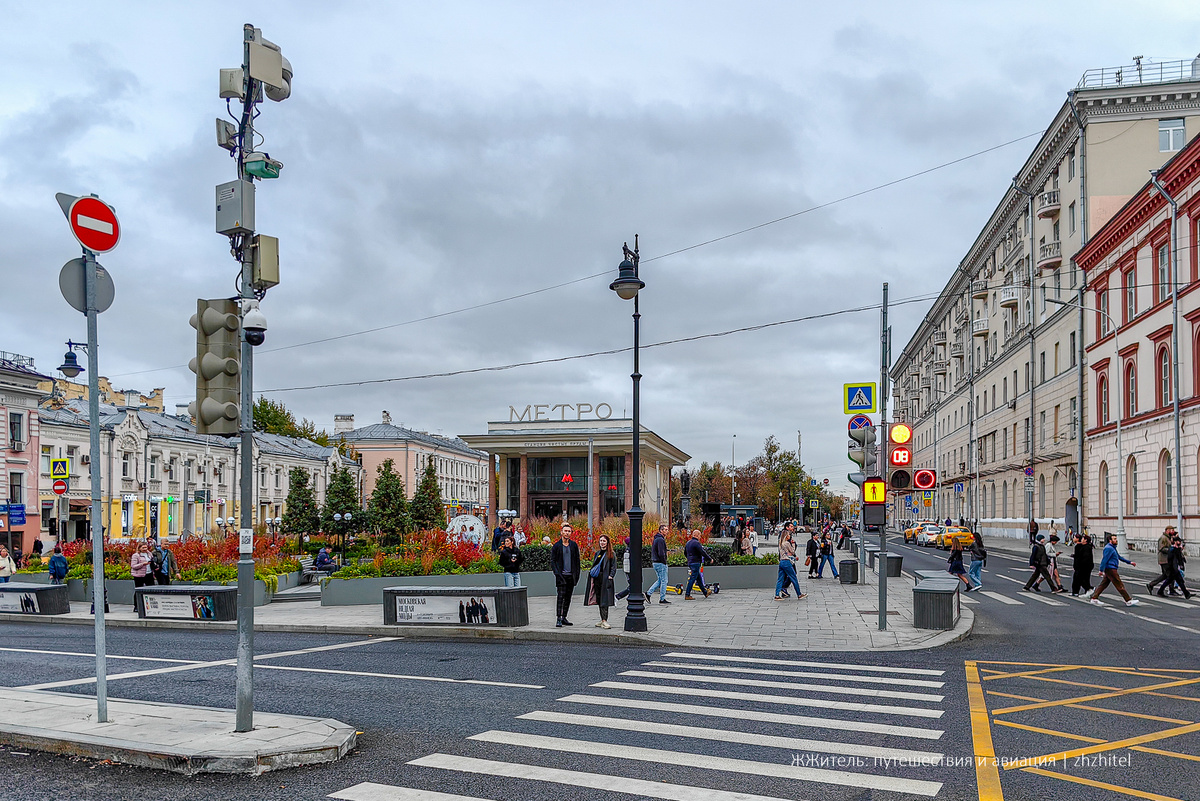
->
left=848, top=414, right=872, bottom=431
left=52, top=479, right=68, bottom=496
left=68, top=196, right=120, bottom=253
left=59, top=258, right=116, bottom=314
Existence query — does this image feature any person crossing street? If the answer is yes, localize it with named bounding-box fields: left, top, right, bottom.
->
left=1147, top=525, right=1176, bottom=595
left=1090, top=533, right=1139, bottom=607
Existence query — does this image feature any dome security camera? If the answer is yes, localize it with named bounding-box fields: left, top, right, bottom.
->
left=242, top=300, right=268, bottom=346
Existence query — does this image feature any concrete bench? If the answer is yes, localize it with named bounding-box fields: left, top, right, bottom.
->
left=134, top=586, right=238, bottom=621
left=863, top=546, right=880, bottom=569
left=913, top=569, right=946, bottom=582
left=0, top=582, right=70, bottom=615
left=913, top=578, right=961, bottom=630
left=384, top=585, right=528, bottom=627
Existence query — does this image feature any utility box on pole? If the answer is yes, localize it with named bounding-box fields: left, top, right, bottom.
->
left=216, top=180, right=255, bottom=235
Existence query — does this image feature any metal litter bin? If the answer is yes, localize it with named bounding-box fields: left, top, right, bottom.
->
left=885, top=553, right=903, bottom=578
left=839, top=559, right=858, bottom=584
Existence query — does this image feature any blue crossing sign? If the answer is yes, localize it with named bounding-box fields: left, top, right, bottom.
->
left=843, top=383, right=877, bottom=414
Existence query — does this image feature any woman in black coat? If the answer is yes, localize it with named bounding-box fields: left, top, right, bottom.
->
left=1071, top=529, right=1095, bottom=597
left=585, top=534, right=618, bottom=629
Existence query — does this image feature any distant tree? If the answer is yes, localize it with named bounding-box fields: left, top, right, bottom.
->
left=282, top=467, right=320, bottom=549
left=253, top=396, right=331, bottom=446
left=369, top=459, right=410, bottom=538
left=321, top=465, right=361, bottom=549
left=410, top=461, right=445, bottom=531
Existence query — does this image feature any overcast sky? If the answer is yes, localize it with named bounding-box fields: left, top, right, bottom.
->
left=2, top=2, right=1196, bottom=495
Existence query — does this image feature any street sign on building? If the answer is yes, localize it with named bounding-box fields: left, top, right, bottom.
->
left=843, top=383, right=877, bottom=414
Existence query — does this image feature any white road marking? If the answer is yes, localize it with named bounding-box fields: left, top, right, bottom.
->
left=619, top=669, right=944, bottom=703
left=75, top=214, right=113, bottom=234
left=961, top=595, right=980, bottom=604
left=1142, top=594, right=1193, bottom=608
left=558, top=693, right=945, bottom=739
left=329, top=784, right=490, bottom=801
left=257, top=664, right=543, bottom=689
left=1024, top=594, right=1068, bottom=607
left=640, top=660, right=945, bottom=688
left=591, top=680, right=944, bottom=718
left=466, top=731, right=943, bottom=797
left=661, top=651, right=944, bottom=676
left=0, top=646, right=201, bottom=665
left=20, top=637, right=401, bottom=690
left=518, top=710, right=944, bottom=763
left=978, top=591, right=1024, bottom=605
left=408, top=753, right=809, bottom=801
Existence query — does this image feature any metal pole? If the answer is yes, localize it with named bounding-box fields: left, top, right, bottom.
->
left=624, top=237, right=646, bottom=633
left=84, top=248, right=107, bottom=723
left=879, top=282, right=889, bottom=631
left=587, top=437, right=593, bottom=536
left=234, top=23, right=256, bottom=733
left=1149, top=171, right=1184, bottom=539
left=731, top=435, right=736, bottom=505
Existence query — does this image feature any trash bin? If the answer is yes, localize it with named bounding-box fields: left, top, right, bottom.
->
left=839, top=559, right=858, bottom=584
left=885, top=553, right=903, bottom=578
left=864, top=546, right=880, bottom=569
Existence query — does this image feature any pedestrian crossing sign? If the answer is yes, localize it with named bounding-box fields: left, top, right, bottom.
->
left=843, top=382, right=877, bottom=414
left=51, top=459, right=69, bottom=480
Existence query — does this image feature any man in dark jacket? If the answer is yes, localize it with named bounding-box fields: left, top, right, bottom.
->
left=1023, top=534, right=1062, bottom=592
left=645, top=525, right=671, bottom=604
left=805, top=531, right=821, bottom=577
left=1147, top=526, right=1175, bottom=595
left=683, top=530, right=711, bottom=599
left=551, top=524, right=581, bottom=627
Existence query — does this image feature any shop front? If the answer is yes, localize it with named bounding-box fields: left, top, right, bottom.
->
left=461, top=410, right=689, bottom=529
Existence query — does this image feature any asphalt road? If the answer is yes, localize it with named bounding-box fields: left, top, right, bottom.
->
left=0, top=535, right=1196, bottom=801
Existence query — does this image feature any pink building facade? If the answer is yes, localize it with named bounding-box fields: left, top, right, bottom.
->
left=0, top=352, right=47, bottom=556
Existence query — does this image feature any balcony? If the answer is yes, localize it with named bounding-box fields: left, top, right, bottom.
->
left=1000, top=285, right=1021, bottom=308
left=971, top=280, right=988, bottom=300
left=920, top=377, right=932, bottom=390
left=1037, top=190, right=1060, bottom=218
left=932, top=330, right=947, bottom=346
left=933, top=359, right=948, bottom=375
left=951, top=342, right=964, bottom=360
left=957, top=307, right=969, bottom=323
left=1037, top=240, right=1062, bottom=270
left=972, top=318, right=990, bottom=338
left=909, top=364, right=920, bottom=378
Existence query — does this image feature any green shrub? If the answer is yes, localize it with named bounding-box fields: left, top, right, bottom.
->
left=731, top=554, right=779, bottom=565
left=519, top=544, right=551, bottom=572
left=707, top=544, right=734, bottom=566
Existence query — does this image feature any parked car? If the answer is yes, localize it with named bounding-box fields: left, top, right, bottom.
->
left=916, top=525, right=943, bottom=547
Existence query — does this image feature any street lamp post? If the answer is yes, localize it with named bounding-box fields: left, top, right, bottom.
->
left=610, top=237, right=647, bottom=633
left=1047, top=297, right=1127, bottom=550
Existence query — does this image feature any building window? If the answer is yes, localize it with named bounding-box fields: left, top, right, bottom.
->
left=121, top=452, right=131, bottom=478
left=1126, top=362, right=1137, bottom=417
left=8, top=472, right=23, bottom=505
left=1039, top=411, right=1046, bottom=447
left=1099, top=289, right=1110, bottom=335
left=149, top=455, right=158, bottom=480
left=1124, top=269, right=1136, bottom=322
left=1040, top=283, right=1047, bottom=313
left=599, top=456, right=626, bottom=515
left=1038, top=474, right=1046, bottom=517
left=1069, top=201, right=1077, bottom=234
left=1099, top=375, right=1109, bottom=424
left=41, top=445, right=53, bottom=474
left=1160, top=118, right=1185, bottom=152
left=9, top=412, right=23, bottom=446
left=1157, top=244, right=1170, bottom=305
left=1040, top=351, right=1046, bottom=383
left=1069, top=332, right=1077, bottom=367
left=1159, top=346, right=1172, bottom=407
left=1068, top=145, right=1077, bottom=180
left=1162, top=450, right=1174, bottom=515
left=1099, top=461, right=1109, bottom=515
left=1070, top=397, right=1077, bottom=440
left=1024, top=417, right=1030, bottom=453
left=1128, top=456, right=1139, bottom=515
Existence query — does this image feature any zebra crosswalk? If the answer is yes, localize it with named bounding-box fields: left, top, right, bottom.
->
left=327, top=650, right=952, bottom=800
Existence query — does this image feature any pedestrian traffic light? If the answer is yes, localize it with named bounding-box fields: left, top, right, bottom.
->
left=188, top=298, right=241, bottom=436
left=913, top=468, right=937, bottom=490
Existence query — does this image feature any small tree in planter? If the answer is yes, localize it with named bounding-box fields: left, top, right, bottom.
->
left=322, top=464, right=361, bottom=561
left=282, top=467, right=320, bottom=551
left=410, top=461, right=444, bottom=531
left=369, top=458, right=411, bottom=543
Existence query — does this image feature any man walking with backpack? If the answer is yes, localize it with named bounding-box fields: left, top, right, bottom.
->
left=150, top=539, right=180, bottom=585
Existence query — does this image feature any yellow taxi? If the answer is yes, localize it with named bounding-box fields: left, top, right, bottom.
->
left=936, top=526, right=975, bottom=550
left=903, top=520, right=934, bottom=544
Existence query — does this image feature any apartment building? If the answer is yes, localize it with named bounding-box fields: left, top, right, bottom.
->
left=892, top=56, right=1200, bottom=539
left=0, top=351, right=47, bottom=554
left=38, top=399, right=360, bottom=543
left=334, top=412, right=490, bottom=516
left=1077, top=129, right=1200, bottom=550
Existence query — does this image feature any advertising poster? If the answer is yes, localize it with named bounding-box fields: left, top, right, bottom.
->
left=0, top=592, right=39, bottom=613
left=395, top=594, right=494, bottom=624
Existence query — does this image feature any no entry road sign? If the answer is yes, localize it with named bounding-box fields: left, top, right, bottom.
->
left=52, top=479, right=68, bottom=496
left=68, top=196, right=121, bottom=253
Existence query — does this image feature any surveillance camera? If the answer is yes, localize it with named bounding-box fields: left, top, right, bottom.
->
left=242, top=300, right=268, bottom=346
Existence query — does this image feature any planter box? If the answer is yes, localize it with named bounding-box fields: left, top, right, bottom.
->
left=66, top=578, right=272, bottom=607
left=135, top=586, right=238, bottom=621
left=322, top=564, right=782, bottom=606
left=275, top=571, right=301, bottom=592
left=0, top=582, right=70, bottom=615
left=383, top=586, right=528, bottom=627
left=11, top=572, right=50, bottom=585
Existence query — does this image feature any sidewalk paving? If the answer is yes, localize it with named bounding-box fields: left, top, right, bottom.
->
left=0, top=564, right=972, bottom=652
left=0, top=687, right=355, bottom=775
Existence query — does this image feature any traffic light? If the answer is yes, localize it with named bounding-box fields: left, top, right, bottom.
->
left=887, top=422, right=913, bottom=491
left=913, top=468, right=937, bottom=490
left=848, top=426, right=878, bottom=487
left=189, top=298, right=241, bottom=436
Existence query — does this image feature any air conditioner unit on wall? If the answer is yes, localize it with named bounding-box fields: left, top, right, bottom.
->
left=10, top=439, right=25, bottom=452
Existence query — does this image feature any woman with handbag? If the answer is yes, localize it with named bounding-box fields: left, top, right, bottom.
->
left=774, top=527, right=806, bottom=600
left=585, top=534, right=618, bottom=629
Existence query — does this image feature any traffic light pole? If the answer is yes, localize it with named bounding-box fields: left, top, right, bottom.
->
left=84, top=248, right=108, bottom=722
left=878, top=283, right=889, bottom=631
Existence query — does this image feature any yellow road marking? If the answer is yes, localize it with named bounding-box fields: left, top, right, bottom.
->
left=985, top=690, right=1192, bottom=725
left=993, top=719, right=1102, bottom=743
left=1003, top=721, right=1200, bottom=769
left=976, top=660, right=1200, bottom=674
left=992, top=677, right=1200, bottom=716
left=1089, top=665, right=1183, bottom=682
left=1021, top=766, right=1184, bottom=801
left=980, top=666, right=1081, bottom=682
left=965, top=660, right=1004, bottom=800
